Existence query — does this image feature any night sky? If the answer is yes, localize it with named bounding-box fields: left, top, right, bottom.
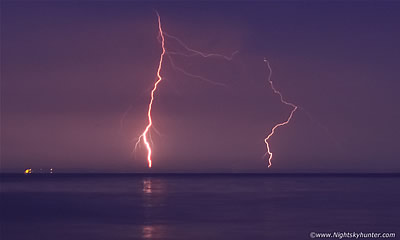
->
left=1, top=1, right=400, bottom=173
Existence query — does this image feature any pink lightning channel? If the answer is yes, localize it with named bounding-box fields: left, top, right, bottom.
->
left=263, top=58, right=298, bottom=168
left=163, top=32, right=239, bottom=61
left=136, top=12, right=166, bottom=168
left=135, top=12, right=237, bottom=168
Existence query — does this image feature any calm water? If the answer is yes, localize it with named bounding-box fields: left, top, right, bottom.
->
left=1, top=174, right=399, bottom=240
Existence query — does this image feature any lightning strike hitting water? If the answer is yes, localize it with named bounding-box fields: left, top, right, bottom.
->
left=263, top=58, right=298, bottom=168
left=135, top=12, right=237, bottom=168
left=136, top=12, right=165, bottom=168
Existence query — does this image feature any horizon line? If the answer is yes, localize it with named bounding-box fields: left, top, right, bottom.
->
left=1, top=172, right=399, bottom=177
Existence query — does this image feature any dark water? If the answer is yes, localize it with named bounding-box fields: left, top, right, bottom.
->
left=1, top=174, right=399, bottom=240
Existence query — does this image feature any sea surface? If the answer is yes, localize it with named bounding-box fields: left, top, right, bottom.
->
left=1, top=174, right=399, bottom=240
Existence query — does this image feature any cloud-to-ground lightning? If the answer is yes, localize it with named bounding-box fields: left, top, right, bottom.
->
left=263, top=58, right=298, bottom=168
left=135, top=12, right=237, bottom=168
left=135, top=12, right=165, bottom=168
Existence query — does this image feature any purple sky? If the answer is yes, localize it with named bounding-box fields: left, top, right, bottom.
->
left=1, top=1, right=400, bottom=172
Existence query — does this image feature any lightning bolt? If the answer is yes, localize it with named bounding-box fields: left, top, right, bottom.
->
left=263, top=58, right=298, bottom=168
left=135, top=12, right=237, bottom=168
left=135, top=12, right=166, bottom=168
